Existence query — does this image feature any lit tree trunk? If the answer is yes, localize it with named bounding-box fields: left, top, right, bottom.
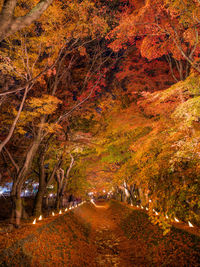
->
left=33, top=155, right=62, bottom=217
left=55, top=153, right=74, bottom=210
left=10, top=117, right=45, bottom=226
left=0, top=0, right=53, bottom=41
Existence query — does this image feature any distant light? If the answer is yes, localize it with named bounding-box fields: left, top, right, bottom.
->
left=141, top=205, right=144, bottom=209
left=131, top=203, right=133, bottom=206
left=49, top=194, right=53, bottom=197
left=188, top=221, right=194, bottom=227
left=33, top=219, right=36, bottom=224
left=136, top=205, right=139, bottom=208
left=149, top=199, right=152, bottom=202
left=69, top=207, right=71, bottom=210
left=47, top=185, right=54, bottom=189
left=103, top=190, right=106, bottom=193
left=174, top=217, right=179, bottom=222
left=165, top=215, right=168, bottom=219
left=65, top=208, right=68, bottom=212
left=153, top=209, right=158, bottom=215
left=52, top=212, right=55, bottom=216
left=59, top=210, right=62, bottom=214
left=146, top=207, right=148, bottom=210
left=38, top=215, right=42, bottom=221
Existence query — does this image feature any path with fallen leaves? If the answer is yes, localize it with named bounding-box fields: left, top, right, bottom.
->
left=76, top=202, right=149, bottom=266
left=0, top=201, right=199, bottom=266
left=75, top=201, right=200, bottom=267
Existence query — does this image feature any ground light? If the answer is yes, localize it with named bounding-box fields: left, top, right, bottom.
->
left=32, top=219, right=36, bottom=224
left=38, top=215, right=42, bottom=221
left=153, top=209, right=159, bottom=215
left=188, top=221, right=194, bottom=227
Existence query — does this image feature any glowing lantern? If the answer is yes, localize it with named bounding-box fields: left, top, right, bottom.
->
left=33, top=219, right=36, bottom=224
left=38, top=215, right=42, bottom=221
left=188, top=221, right=194, bottom=227
left=153, top=209, right=158, bottom=215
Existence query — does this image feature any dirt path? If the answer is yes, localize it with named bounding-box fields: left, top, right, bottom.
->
left=76, top=202, right=150, bottom=266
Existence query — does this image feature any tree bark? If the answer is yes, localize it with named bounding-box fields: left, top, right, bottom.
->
left=55, top=153, right=74, bottom=210
left=0, top=0, right=53, bottom=41
left=10, top=117, right=45, bottom=226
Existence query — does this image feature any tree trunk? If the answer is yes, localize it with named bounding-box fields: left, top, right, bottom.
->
left=33, top=184, right=46, bottom=217
left=10, top=118, right=45, bottom=226
left=0, top=0, right=53, bottom=41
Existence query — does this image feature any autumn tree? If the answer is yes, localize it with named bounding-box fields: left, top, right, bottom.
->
left=108, top=0, right=200, bottom=79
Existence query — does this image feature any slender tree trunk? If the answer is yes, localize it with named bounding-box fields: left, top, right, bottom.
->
left=138, top=187, right=146, bottom=206
left=33, top=183, right=46, bottom=217
left=55, top=153, right=74, bottom=210
left=33, top=156, right=62, bottom=215
left=10, top=118, right=45, bottom=226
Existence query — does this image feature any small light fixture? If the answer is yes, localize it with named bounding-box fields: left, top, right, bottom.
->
left=59, top=210, right=62, bottom=214
left=188, top=221, right=194, bottom=227
left=33, top=219, right=36, bottom=224
left=38, top=215, right=42, bottom=221
left=65, top=208, right=68, bottom=212
left=174, top=217, right=179, bottom=222
left=52, top=212, right=55, bottom=216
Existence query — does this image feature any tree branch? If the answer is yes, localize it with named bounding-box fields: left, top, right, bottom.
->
left=0, top=0, right=53, bottom=41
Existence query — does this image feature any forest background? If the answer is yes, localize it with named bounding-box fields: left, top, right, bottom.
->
left=0, top=0, right=200, bottom=232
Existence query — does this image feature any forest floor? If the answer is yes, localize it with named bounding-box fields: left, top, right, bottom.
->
left=0, top=200, right=200, bottom=266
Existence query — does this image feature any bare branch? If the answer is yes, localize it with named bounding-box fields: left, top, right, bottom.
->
left=0, top=85, right=29, bottom=153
